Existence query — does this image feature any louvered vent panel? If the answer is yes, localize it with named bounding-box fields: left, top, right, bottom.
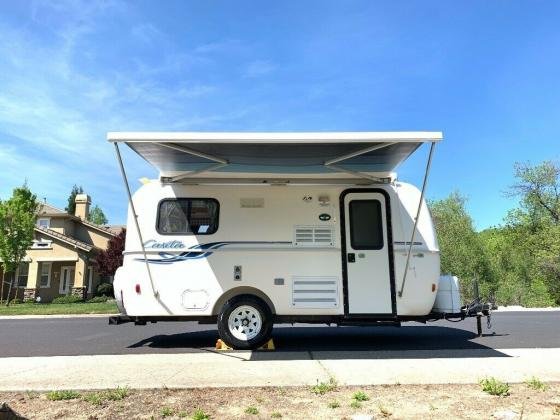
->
left=292, top=276, right=339, bottom=308
left=294, top=226, right=334, bottom=247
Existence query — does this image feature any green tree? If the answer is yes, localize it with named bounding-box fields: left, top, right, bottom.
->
left=429, top=192, right=495, bottom=300
left=0, top=184, right=39, bottom=305
left=504, top=161, right=560, bottom=305
left=88, top=205, right=108, bottom=225
left=65, top=184, right=83, bottom=215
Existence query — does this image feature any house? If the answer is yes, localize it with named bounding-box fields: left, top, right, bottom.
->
left=1, top=194, right=122, bottom=302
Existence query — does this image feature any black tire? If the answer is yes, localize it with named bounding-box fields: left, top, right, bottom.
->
left=217, top=295, right=273, bottom=350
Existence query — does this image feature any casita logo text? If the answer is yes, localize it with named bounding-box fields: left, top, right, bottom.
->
left=144, top=239, right=186, bottom=249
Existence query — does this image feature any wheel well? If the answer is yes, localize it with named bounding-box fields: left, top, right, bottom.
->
left=212, top=287, right=276, bottom=315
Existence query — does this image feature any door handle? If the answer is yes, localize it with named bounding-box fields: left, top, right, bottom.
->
left=347, top=253, right=356, bottom=263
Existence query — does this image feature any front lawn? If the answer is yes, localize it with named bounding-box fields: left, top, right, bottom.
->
left=0, top=301, right=118, bottom=315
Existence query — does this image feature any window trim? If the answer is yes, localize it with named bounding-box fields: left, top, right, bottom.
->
left=37, top=218, right=51, bottom=229
left=156, top=198, right=220, bottom=236
left=31, top=239, right=53, bottom=250
left=348, top=199, right=384, bottom=250
left=39, top=262, right=52, bottom=288
left=16, top=262, right=30, bottom=288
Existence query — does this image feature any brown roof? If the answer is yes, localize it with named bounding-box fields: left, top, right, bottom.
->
left=35, top=227, right=95, bottom=252
left=38, top=203, right=67, bottom=216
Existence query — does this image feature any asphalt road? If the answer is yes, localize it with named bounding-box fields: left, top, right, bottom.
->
left=0, top=311, right=558, bottom=359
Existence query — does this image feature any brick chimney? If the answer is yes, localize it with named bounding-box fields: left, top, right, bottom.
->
left=74, top=194, right=91, bottom=220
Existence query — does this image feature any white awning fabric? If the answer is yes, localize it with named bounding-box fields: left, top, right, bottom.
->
left=108, top=131, right=442, bottom=179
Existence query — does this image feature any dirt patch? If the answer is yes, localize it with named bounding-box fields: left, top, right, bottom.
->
left=2, top=383, right=559, bottom=419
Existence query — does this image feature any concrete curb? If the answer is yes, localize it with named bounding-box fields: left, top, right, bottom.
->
left=0, top=313, right=117, bottom=320
left=1, top=348, right=559, bottom=391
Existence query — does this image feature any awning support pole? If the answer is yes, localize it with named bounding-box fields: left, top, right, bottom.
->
left=398, top=141, right=436, bottom=298
left=113, top=142, right=159, bottom=299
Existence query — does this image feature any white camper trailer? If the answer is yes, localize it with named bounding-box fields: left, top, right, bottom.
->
left=108, top=132, right=491, bottom=349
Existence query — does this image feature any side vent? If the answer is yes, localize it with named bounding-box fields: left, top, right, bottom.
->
left=294, top=225, right=334, bottom=247
left=292, top=276, right=339, bottom=308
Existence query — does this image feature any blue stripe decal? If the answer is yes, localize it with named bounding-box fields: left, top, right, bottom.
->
left=135, top=241, right=291, bottom=264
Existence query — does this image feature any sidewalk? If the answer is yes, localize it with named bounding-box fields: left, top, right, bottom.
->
left=2, top=348, right=560, bottom=391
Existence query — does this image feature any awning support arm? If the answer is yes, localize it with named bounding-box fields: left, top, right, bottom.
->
left=158, top=142, right=228, bottom=164
left=113, top=142, right=159, bottom=299
left=398, top=141, right=436, bottom=298
left=324, top=142, right=395, bottom=183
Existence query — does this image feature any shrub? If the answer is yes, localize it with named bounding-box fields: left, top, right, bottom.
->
left=271, top=412, right=282, bottom=418
left=87, top=295, right=108, bottom=303
left=161, top=407, right=174, bottom=417
left=96, top=282, right=114, bottom=297
left=328, top=401, right=340, bottom=409
left=350, top=400, right=361, bottom=409
left=47, top=390, right=81, bottom=400
left=52, top=295, right=83, bottom=304
left=9, top=298, right=23, bottom=304
left=480, top=377, right=510, bottom=396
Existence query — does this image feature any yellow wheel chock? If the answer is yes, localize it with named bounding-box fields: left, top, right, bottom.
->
left=215, top=338, right=275, bottom=351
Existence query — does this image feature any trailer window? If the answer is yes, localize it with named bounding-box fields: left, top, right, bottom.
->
left=157, top=199, right=219, bottom=235
left=349, top=200, right=383, bottom=249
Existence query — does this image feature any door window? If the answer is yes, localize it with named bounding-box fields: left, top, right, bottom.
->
left=349, top=200, right=383, bottom=250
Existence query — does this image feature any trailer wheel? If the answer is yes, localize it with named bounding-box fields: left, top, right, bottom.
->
left=217, top=295, right=273, bottom=350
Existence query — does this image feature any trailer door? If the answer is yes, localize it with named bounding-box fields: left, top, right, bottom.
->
left=343, top=191, right=393, bottom=314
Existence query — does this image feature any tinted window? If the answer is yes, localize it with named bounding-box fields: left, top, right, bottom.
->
left=157, top=199, right=219, bottom=235
left=349, top=200, right=383, bottom=249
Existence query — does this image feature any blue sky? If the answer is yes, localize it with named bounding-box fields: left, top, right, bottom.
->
left=0, top=1, right=559, bottom=229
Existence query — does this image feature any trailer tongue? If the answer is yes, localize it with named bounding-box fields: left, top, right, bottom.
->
left=108, top=131, right=492, bottom=349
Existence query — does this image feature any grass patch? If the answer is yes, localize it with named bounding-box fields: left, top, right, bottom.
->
left=83, top=387, right=129, bottom=405
left=271, top=412, right=282, bottom=418
left=352, top=390, right=369, bottom=402
left=25, top=391, right=39, bottom=399
left=525, top=376, right=548, bottom=391
left=311, top=377, right=337, bottom=395
left=480, top=377, right=510, bottom=396
left=177, top=411, right=188, bottom=418
left=245, top=406, right=259, bottom=415
left=46, top=390, right=81, bottom=401
left=192, top=408, right=210, bottom=420
left=350, top=400, right=362, bottom=409
left=0, top=301, right=117, bottom=315
left=161, top=407, right=174, bottom=417
left=328, top=400, right=340, bottom=409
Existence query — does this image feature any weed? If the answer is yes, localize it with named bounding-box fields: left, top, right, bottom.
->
left=255, top=396, right=264, bottom=403
left=352, top=391, right=369, bottom=402
left=350, top=400, right=362, bottom=409
left=83, top=392, right=104, bottom=406
left=245, top=406, right=259, bottom=415
left=161, top=407, right=174, bottom=417
left=178, top=411, right=188, bottom=418
left=378, top=403, right=393, bottom=417
left=328, top=400, right=340, bottom=409
left=192, top=408, right=210, bottom=420
left=46, top=390, right=81, bottom=401
left=271, top=412, right=282, bottom=418
left=526, top=376, right=548, bottom=391
left=25, top=391, right=39, bottom=399
left=480, top=377, right=510, bottom=396
left=311, top=377, right=337, bottom=395
left=105, top=386, right=129, bottom=401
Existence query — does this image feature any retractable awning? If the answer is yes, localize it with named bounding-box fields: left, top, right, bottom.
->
left=107, top=131, right=442, bottom=182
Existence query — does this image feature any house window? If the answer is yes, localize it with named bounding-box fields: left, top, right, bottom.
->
left=157, top=198, right=219, bottom=235
left=37, top=218, right=50, bottom=229
left=31, top=239, right=53, bottom=249
left=39, top=263, right=51, bottom=288
left=17, top=263, right=29, bottom=288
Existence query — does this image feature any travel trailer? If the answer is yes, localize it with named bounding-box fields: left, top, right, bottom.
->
left=108, top=132, right=491, bottom=349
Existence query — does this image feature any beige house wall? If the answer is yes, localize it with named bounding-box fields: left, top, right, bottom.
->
left=46, top=217, right=75, bottom=236
left=74, top=224, right=114, bottom=249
